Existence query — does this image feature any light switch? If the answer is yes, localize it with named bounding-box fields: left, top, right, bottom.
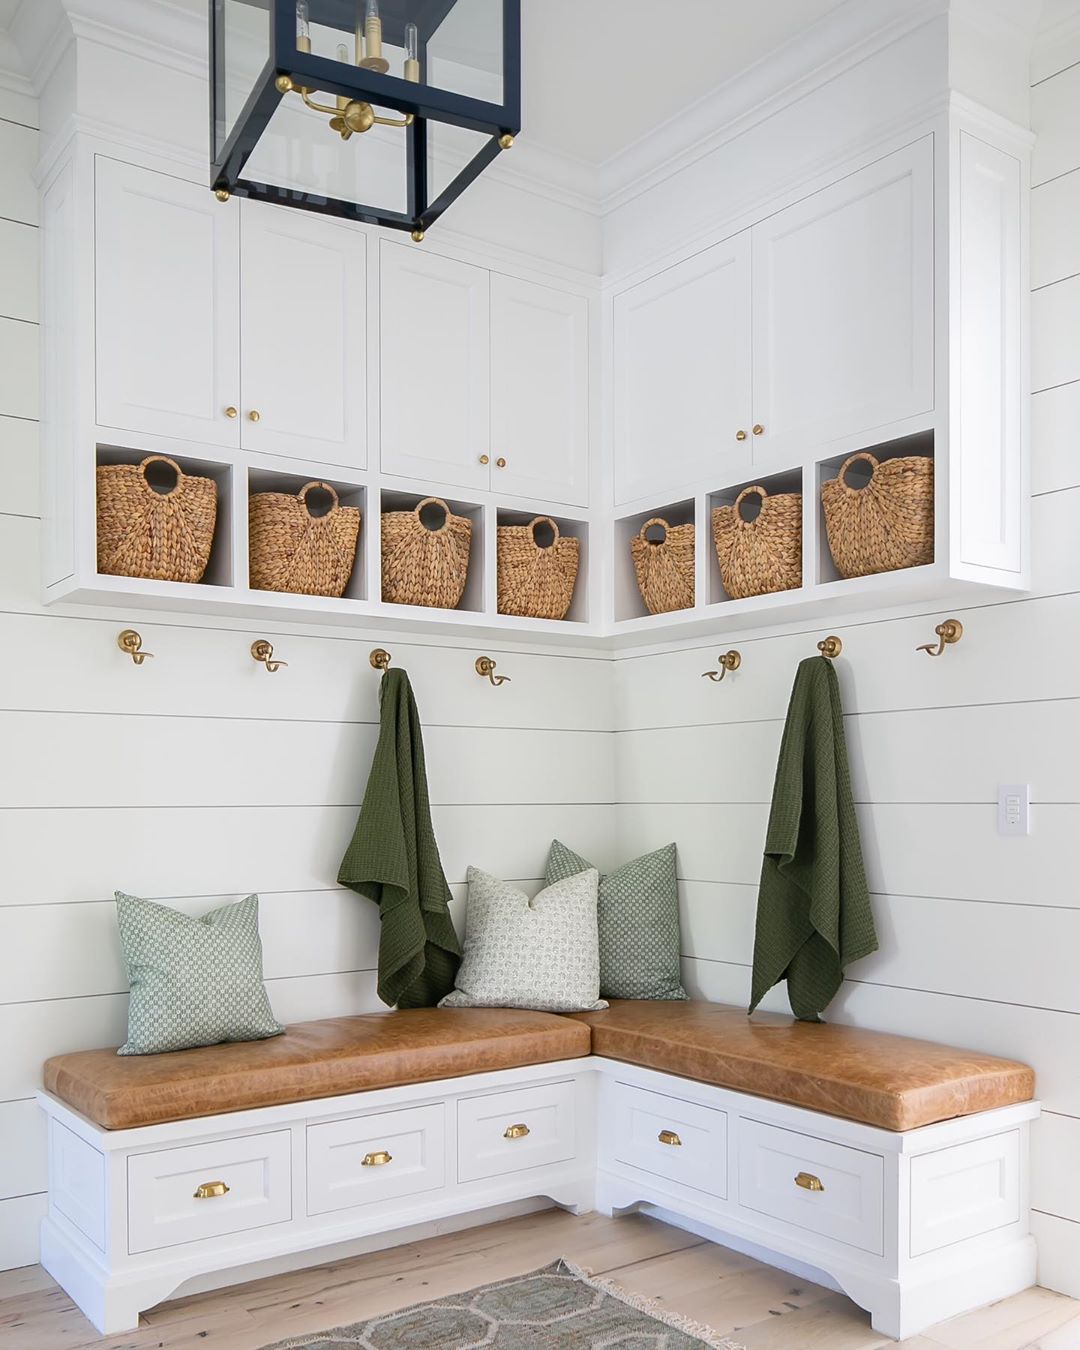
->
left=997, top=784, right=1030, bottom=837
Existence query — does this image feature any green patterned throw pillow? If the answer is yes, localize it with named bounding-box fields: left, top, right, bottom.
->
left=546, top=841, right=688, bottom=1001
left=115, top=892, right=284, bottom=1056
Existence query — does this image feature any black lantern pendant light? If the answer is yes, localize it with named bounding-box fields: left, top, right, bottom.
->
left=210, top=0, right=520, bottom=238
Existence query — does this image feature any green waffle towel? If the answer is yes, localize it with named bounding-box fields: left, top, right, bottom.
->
left=338, top=667, right=462, bottom=1008
left=749, top=656, right=877, bottom=1022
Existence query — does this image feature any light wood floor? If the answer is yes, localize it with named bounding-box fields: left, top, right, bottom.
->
left=2, top=1210, right=1079, bottom=1350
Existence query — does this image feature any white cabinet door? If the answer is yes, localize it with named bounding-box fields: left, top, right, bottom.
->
left=379, top=241, right=490, bottom=492
left=95, top=158, right=240, bottom=448
left=751, top=137, right=934, bottom=458
left=240, top=203, right=367, bottom=469
left=613, top=232, right=752, bottom=506
left=490, top=275, right=589, bottom=506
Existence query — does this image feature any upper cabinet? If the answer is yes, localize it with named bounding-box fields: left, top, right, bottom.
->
left=379, top=243, right=491, bottom=493
left=611, top=138, right=935, bottom=506
left=751, top=137, right=934, bottom=460
left=240, top=206, right=367, bottom=468
left=95, top=158, right=241, bottom=449
left=94, top=159, right=368, bottom=470
left=490, top=274, right=589, bottom=506
left=380, top=241, right=591, bottom=506
left=614, top=233, right=752, bottom=506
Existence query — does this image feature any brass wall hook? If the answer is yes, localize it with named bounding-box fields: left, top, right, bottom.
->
left=251, top=639, right=287, bottom=673
left=117, top=629, right=153, bottom=665
left=369, top=648, right=392, bottom=672
left=818, top=636, right=843, bottom=659
left=475, top=656, right=510, bottom=686
left=701, top=650, right=741, bottom=682
left=917, top=618, right=963, bottom=657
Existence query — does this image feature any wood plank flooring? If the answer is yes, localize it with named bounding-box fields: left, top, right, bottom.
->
left=1, top=1210, right=1078, bottom=1350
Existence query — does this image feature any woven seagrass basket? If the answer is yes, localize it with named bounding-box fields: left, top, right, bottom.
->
left=249, top=481, right=361, bottom=598
left=381, top=496, right=472, bottom=609
left=630, top=517, right=695, bottom=615
left=711, top=484, right=802, bottom=599
left=96, top=455, right=217, bottom=583
left=497, top=516, right=580, bottom=620
left=821, top=451, right=934, bottom=579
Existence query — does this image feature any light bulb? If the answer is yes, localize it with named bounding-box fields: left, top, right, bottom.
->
left=296, top=0, right=310, bottom=52
left=404, top=22, right=420, bottom=82
left=365, top=0, right=379, bottom=20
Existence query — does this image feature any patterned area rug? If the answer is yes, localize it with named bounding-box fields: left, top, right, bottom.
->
left=260, top=1258, right=744, bottom=1348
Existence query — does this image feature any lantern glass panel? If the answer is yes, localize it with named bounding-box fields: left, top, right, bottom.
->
left=425, top=0, right=504, bottom=104
left=214, top=0, right=272, bottom=160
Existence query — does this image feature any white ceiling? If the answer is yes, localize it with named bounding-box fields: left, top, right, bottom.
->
left=520, top=0, right=853, bottom=165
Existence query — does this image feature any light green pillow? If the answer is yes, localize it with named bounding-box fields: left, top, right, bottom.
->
left=115, top=892, right=284, bottom=1056
left=546, top=841, right=688, bottom=1002
left=439, top=867, right=607, bottom=1013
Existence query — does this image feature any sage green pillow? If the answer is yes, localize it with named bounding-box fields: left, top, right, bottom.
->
left=115, top=892, right=284, bottom=1056
left=545, top=841, right=688, bottom=1001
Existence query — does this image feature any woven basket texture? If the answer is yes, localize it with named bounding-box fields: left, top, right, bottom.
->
left=381, top=497, right=472, bottom=609
left=821, top=452, right=934, bottom=578
left=249, top=481, right=361, bottom=597
left=712, top=485, right=802, bottom=599
left=497, top=517, right=580, bottom=620
left=630, top=517, right=695, bottom=615
left=96, top=455, right=217, bottom=583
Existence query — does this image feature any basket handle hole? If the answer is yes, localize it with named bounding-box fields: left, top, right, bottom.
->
left=142, top=460, right=181, bottom=496
left=840, top=458, right=875, bottom=491
left=303, top=487, right=337, bottom=519
left=418, top=500, right=449, bottom=532
left=737, top=492, right=764, bottom=524
left=531, top=519, right=557, bottom=549
left=643, top=522, right=667, bottom=546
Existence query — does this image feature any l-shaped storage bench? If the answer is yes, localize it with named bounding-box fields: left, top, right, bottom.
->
left=37, top=1001, right=1038, bottom=1340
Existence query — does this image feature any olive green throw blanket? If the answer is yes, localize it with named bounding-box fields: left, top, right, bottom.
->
left=749, top=656, right=877, bottom=1022
left=338, top=668, right=462, bottom=1008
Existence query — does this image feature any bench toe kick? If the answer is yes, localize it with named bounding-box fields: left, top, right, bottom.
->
left=37, top=1059, right=1039, bottom=1340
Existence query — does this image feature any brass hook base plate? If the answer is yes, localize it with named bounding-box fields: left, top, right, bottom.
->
left=818, top=636, right=843, bottom=659
left=370, top=648, right=392, bottom=671
left=917, top=618, right=963, bottom=657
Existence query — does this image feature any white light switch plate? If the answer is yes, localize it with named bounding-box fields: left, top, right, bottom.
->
left=997, top=784, right=1030, bottom=836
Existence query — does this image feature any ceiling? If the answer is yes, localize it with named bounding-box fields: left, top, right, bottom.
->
left=520, top=0, right=853, bottom=165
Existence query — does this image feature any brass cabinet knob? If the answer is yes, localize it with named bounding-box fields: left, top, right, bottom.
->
left=361, top=1150, right=393, bottom=1167
left=193, top=1180, right=230, bottom=1199
left=504, top=1123, right=530, bottom=1139
left=479, top=454, right=490, bottom=465
left=225, top=406, right=238, bottom=418
left=753, top=424, right=765, bottom=436
left=735, top=429, right=748, bottom=441
left=248, top=409, right=261, bottom=422
left=495, top=457, right=507, bottom=468
left=657, top=1129, right=682, bottom=1147
left=794, top=1171, right=824, bottom=1192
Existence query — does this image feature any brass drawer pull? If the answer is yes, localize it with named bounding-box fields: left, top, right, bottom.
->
left=362, top=1150, right=393, bottom=1167
left=504, top=1123, right=530, bottom=1140
left=193, top=1180, right=230, bottom=1200
left=658, top=1129, right=682, bottom=1147
left=795, top=1171, right=824, bottom=1192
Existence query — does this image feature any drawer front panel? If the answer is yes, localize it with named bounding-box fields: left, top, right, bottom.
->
left=458, top=1081, right=576, bottom=1183
left=910, top=1130, right=1020, bottom=1257
left=307, top=1104, right=445, bottom=1216
left=738, top=1119, right=884, bottom=1255
left=127, top=1129, right=292, bottom=1255
left=613, top=1082, right=728, bottom=1200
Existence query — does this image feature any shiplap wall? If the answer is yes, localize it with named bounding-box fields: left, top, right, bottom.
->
left=613, top=43, right=1080, bottom=1300
left=0, top=96, right=616, bottom=1268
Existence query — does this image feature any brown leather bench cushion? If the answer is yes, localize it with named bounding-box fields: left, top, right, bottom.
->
left=570, top=1001, right=1034, bottom=1131
left=43, top=1008, right=591, bottom=1130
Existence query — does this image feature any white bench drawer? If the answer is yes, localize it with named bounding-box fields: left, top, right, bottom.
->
left=457, top=1081, right=576, bottom=1183
left=738, top=1119, right=884, bottom=1255
left=127, top=1130, right=292, bottom=1255
left=613, top=1082, right=728, bottom=1199
left=307, top=1104, right=445, bottom=1216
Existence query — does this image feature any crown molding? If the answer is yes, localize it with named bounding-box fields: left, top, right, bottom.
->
left=1031, top=1, right=1080, bottom=83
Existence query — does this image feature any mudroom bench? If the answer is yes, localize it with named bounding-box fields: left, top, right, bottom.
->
left=37, top=1003, right=1037, bottom=1340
